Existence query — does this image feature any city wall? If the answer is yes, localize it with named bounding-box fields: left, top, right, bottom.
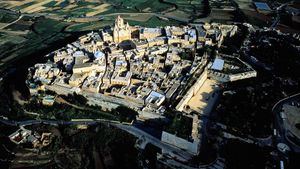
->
left=44, top=83, right=144, bottom=111
left=176, top=69, right=208, bottom=112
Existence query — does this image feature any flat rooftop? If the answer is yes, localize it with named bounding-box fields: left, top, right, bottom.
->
left=211, top=58, right=224, bottom=71
left=254, top=2, right=271, bottom=11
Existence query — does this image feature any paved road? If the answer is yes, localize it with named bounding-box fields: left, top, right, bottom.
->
left=272, top=93, right=300, bottom=153
left=0, top=117, right=193, bottom=161
left=0, top=15, right=23, bottom=30
left=112, top=123, right=193, bottom=161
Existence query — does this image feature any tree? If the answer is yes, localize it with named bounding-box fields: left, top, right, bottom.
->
left=73, top=92, right=88, bottom=105
left=114, top=106, right=138, bottom=122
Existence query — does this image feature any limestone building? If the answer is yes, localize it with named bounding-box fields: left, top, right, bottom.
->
left=113, top=16, right=131, bottom=43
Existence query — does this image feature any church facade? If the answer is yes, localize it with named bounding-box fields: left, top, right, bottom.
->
left=113, top=15, right=132, bottom=43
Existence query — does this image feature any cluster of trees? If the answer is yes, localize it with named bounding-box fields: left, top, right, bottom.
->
left=60, top=92, right=88, bottom=106
left=23, top=96, right=139, bottom=123
left=216, top=76, right=284, bottom=137
left=223, top=140, right=271, bottom=169
left=23, top=98, right=114, bottom=120
left=164, top=112, right=193, bottom=140
left=249, top=31, right=300, bottom=80
left=216, top=31, right=300, bottom=138
left=111, top=106, right=138, bottom=123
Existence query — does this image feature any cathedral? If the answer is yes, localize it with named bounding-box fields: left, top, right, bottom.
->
left=113, top=16, right=132, bottom=43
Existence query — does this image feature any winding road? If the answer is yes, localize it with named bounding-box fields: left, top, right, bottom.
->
left=272, top=93, right=300, bottom=153
left=0, top=15, right=23, bottom=30
left=0, top=117, right=193, bottom=162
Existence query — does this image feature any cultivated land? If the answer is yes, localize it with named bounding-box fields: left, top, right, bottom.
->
left=0, top=11, right=74, bottom=74
left=234, top=0, right=271, bottom=27
left=0, top=0, right=205, bottom=23
left=0, top=0, right=207, bottom=69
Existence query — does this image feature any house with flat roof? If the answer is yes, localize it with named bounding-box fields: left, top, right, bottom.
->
left=208, top=55, right=257, bottom=82
left=211, top=58, right=225, bottom=71
left=254, top=2, right=272, bottom=14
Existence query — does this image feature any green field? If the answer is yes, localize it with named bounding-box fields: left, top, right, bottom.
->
left=65, top=20, right=113, bottom=32
left=0, top=0, right=205, bottom=31
left=13, top=2, right=35, bottom=11
left=0, top=0, right=200, bottom=19
left=0, top=12, right=73, bottom=71
left=33, top=18, right=68, bottom=34
left=43, top=1, right=58, bottom=8
left=127, top=16, right=180, bottom=27
left=0, top=12, right=19, bottom=23
left=0, top=0, right=172, bottom=16
left=109, top=0, right=172, bottom=11
left=65, top=15, right=181, bottom=32
left=0, top=0, right=206, bottom=72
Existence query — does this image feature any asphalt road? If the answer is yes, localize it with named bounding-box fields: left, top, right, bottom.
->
left=272, top=93, right=300, bottom=153
left=0, top=117, right=193, bottom=161
left=0, top=15, right=23, bottom=30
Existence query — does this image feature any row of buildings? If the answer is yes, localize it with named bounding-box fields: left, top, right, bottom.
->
left=9, top=126, right=53, bottom=148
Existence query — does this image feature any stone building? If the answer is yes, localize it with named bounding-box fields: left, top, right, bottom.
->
left=113, top=16, right=131, bottom=43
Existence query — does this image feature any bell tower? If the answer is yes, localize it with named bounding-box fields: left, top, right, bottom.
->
left=113, top=16, right=131, bottom=43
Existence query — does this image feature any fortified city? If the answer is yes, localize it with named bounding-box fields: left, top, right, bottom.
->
left=0, top=0, right=299, bottom=169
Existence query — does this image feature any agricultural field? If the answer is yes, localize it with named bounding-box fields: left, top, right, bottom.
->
left=0, top=10, right=75, bottom=73
left=0, top=0, right=111, bottom=17
left=165, top=0, right=203, bottom=11
left=65, top=19, right=113, bottom=32
left=0, top=0, right=205, bottom=24
left=0, top=12, right=19, bottom=23
left=66, top=15, right=180, bottom=32
left=0, top=0, right=208, bottom=73
left=0, top=0, right=173, bottom=17
left=126, top=16, right=180, bottom=27
left=164, top=0, right=205, bottom=21
left=234, top=0, right=271, bottom=27
left=108, top=0, right=172, bottom=12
